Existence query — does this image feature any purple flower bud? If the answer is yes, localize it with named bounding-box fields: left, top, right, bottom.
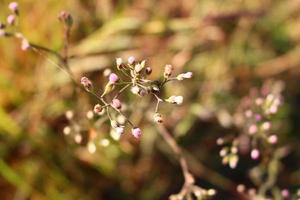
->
left=250, top=149, right=260, bottom=160
left=109, top=73, right=119, bottom=84
left=111, top=99, right=122, bottom=110
left=8, top=2, right=18, bottom=13
left=128, top=56, right=135, bottom=64
left=255, top=114, right=262, bottom=121
left=7, top=15, right=15, bottom=25
left=131, top=127, right=142, bottom=139
left=80, top=76, right=93, bottom=91
left=21, top=39, right=30, bottom=51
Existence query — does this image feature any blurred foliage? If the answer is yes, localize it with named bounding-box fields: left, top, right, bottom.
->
left=1, top=0, right=300, bottom=199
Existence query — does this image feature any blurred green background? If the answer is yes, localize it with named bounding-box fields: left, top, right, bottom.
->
left=1, top=0, right=300, bottom=199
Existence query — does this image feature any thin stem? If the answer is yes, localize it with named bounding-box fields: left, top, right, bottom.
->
left=156, top=124, right=195, bottom=193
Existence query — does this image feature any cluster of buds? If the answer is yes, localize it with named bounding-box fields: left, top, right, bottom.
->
left=217, top=138, right=239, bottom=169
left=0, top=2, right=31, bottom=51
left=78, top=56, right=192, bottom=139
left=169, top=186, right=216, bottom=200
left=236, top=184, right=291, bottom=200
left=217, top=80, right=284, bottom=168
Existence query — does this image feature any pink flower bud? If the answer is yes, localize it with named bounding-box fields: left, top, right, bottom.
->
left=268, top=135, right=278, bottom=144
left=21, top=39, right=30, bottom=51
left=111, top=99, right=122, bottom=110
left=109, top=73, right=119, bottom=84
left=8, top=2, right=18, bottom=13
left=281, top=189, right=289, bottom=199
left=7, top=15, right=15, bottom=25
left=248, top=124, right=257, bottom=135
left=80, top=77, right=93, bottom=91
left=131, top=127, right=142, bottom=139
left=128, top=56, right=135, bottom=64
left=93, top=104, right=103, bottom=114
left=250, top=149, right=260, bottom=160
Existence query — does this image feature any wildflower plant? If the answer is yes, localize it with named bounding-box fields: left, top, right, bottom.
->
left=0, top=2, right=216, bottom=200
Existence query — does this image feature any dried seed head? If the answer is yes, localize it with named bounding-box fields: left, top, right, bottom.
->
left=109, top=73, right=119, bottom=84
left=8, top=2, right=18, bottom=14
left=164, top=64, right=173, bottom=79
left=128, top=56, right=135, bottom=64
left=131, top=127, right=142, bottom=139
left=153, top=113, right=163, bottom=123
left=93, top=104, right=103, bottom=114
left=7, top=15, right=15, bottom=25
left=111, top=99, right=122, bottom=110
left=58, top=11, right=73, bottom=27
left=80, top=77, right=93, bottom=91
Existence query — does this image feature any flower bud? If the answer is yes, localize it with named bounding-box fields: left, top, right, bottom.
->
left=103, top=68, right=112, bottom=77
left=115, top=126, right=124, bottom=135
left=268, top=135, right=278, bottom=144
left=7, top=15, right=15, bottom=25
left=248, top=124, right=257, bottom=135
left=101, top=82, right=114, bottom=97
left=8, top=2, right=18, bottom=14
left=250, top=149, right=260, bottom=160
left=166, top=95, right=183, bottom=105
left=109, top=73, right=119, bottom=84
left=58, top=11, right=73, bottom=28
left=111, top=99, right=122, bottom=110
left=164, top=64, right=173, bottom=79
left=128, top=56, right=135, bottom=64
left=65, top=110, right=74, bottom=120
left=21, top=39, right=30, bottom=51
left=116, top=58, right=123, bottom=70
left=131, top=127, right=142, bottom=139
left=131, top=85, right=140, bottom=95
left=80, top=77, right=93, bottom=92
left=176, top=72, right=193, bottom=80
left=93, top=104, right=103, bottom=114
left=63, top=126, right=71, bottom=135
left=153, top=113, right=163, bottom=123
left=145, top=67, right=152, bottom=75
left=262, top=121, right=271, bottom=130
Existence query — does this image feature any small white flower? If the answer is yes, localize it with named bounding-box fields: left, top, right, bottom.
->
left=131, top=85, right=140, bottom=94
left=176, top=72, right=193, bottom=80
left=87, top=142, right=96, bottom=153
left=128, top=56, right=135, bottom=64
left=86, top=110, right=94, bottom=119
left=115, top=126, right=124, bottom=134
left=65, top=110, right=74, bottom=120
left=63, top=126, right=71, bottom=135
left=116, top=57, right=123, bottom=67
left=166, top=95, right=183, bottom=105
